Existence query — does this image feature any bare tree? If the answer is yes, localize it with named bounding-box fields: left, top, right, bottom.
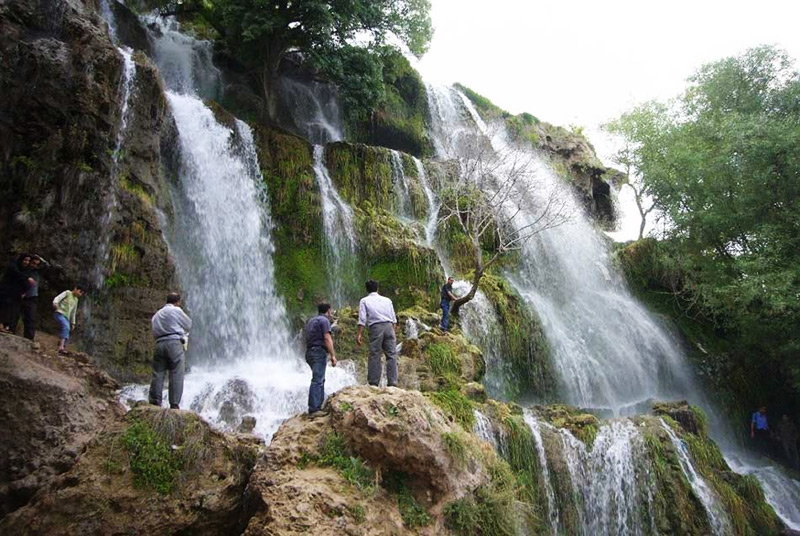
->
left=437, top=134, right=573, bottom=314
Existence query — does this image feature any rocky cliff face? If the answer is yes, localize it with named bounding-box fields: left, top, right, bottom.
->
left=0, top=0, right=178, bottom=381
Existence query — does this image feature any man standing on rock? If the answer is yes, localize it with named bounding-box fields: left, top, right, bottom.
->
left=149, top=293, right=192, bottom=410
left=52, top=284, right=84, bottom=354
left=440, top=276, right=458, bottom=331
left=304, top=302, right=337, bottom=417
left=356, top=280, right=398, bottom=387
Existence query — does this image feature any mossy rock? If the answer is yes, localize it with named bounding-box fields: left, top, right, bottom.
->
left=533, top=404, right=599, bottom=448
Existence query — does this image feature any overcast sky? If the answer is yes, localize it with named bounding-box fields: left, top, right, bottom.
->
left=417, top=0, right=800, bottom=149
left=416, top=0, right=800, bottom=239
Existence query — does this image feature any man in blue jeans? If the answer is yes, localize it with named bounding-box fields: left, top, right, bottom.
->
left=304, top=303, right=337, bottom=417
left=440, top=276, right=458, bottom=331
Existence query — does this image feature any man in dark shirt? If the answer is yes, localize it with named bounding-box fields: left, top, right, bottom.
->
left=440, top=276, right=457, bottom=331
left=304, top=303, right=337, bottom=416
left=751, top=405, right=771, bottom=455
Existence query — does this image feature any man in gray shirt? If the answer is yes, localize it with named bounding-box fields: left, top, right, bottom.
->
left=304, top=302, right=337, bottom=416
left=149, top=292, right=192, bottom=409
left=356, top=280, right=398, bottom=387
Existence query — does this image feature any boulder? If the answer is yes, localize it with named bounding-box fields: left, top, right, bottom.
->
left=0, top=333, right=121, bottom=517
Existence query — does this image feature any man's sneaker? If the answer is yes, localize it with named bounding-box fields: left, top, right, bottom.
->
left=308, top=410, right=328, bottom=419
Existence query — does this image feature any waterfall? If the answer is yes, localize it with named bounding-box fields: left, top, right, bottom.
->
left=659, top=420, right=731, bottom=534
left=119, top=18, right=355, bottom=442
left=312, top=145, right=358, bottom=306
left=523, top=412, right=560, bottom=535
left=276, top=76, right=343, bottom=144
left=390, top=150, right=414, bottom=219
left=726, top=456, right=800, bottom=530
left=473, top=409, right=498, bottom=450
left=561, top=421, right=655, bottom=535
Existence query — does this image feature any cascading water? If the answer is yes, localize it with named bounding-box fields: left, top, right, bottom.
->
left=425, top=83, right=800, bottom=530
left=523, top=412, right=560, bottom=535
left=726, top=455, right=800, bottom=530
left=659, top=419, right=731, bottom=534
left=276, top=76, right=343, bottom=144
left=473, top=409, right=497, bottom=449
left=390, top=150, right=414, bottom=219
left=120, top=18, right=355, bottom=441
left=312, top=145, right=358, bottom=306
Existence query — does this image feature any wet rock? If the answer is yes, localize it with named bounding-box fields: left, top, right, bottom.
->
left=238, top=416, right=257, bottom=434
left=652, top=400, right=701, bottom=436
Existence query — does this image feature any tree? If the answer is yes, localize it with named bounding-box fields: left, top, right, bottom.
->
left=437, top=133, right=572, bottom=314
left=168, top=0, right=433, bottom=121
left=611, top=46, right=800, bottom=400
left=603, top=102, right=669, bottom=239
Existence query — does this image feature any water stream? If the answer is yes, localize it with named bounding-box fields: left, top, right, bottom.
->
left=312, top=145, right=358, bottom=306
left=120, top=18, right=355, bottom=442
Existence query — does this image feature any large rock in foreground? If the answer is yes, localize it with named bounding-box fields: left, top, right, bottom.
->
left=244, top=386, right=516, bottom=535
left=0, top=333, right=121, bottom=517
left=1, top=404, right=261, bottom=535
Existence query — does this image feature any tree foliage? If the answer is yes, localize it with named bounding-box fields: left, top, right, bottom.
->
left=173, top=0, right=433, bottom=120
left=612, top=46, right=800, bottom=402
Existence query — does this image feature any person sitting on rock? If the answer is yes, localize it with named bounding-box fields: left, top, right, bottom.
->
left=440, top=276, right=458, bottom=331
left=52, top=284, right=84, bottom=354
left=0, top=253, right=35, bottom=333
left=149, top=292, right=192, bottom=410
left=356, top=280, right=398, bottom=387
left=303, top=302, right=337, bottom=417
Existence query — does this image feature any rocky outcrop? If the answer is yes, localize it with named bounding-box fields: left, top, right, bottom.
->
left=243, top=386, right=513, bottom=535
left=0, top=0, right=179, bottom=381
left=1, top=402, right=261, bottom=535
left=0, top=333, right=122, bottom=517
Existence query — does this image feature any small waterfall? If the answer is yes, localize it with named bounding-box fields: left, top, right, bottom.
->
left=120, top=18, right=355, bottom=441
left=390, top=150, right=413, bottom=219
left=454, top=281, right=506, bottom=397
left=523, top=412, right=560, bottom=535
left=425, top=83, right=485, bottom=159
left=659, top=420, right=730, bottom=534
left=556, top=420, right=655, bottom=536
left=473, top=409, right=498, bottom=450
left=312, top=145, right=357, bottom=306
left=277, top=76, right=343, bottom=144
left=726, top=456, right=800, bottom=530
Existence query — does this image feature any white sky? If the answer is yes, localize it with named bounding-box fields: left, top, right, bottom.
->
left=416, top=0, right=800, bottom=240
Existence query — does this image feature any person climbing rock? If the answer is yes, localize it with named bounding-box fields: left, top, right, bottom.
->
left=304, top=302, right=337, bottom=417
left=0, top=253, right=34, bottom=333
left=777, top=414, right=799, bottom=469
left=750, top=405, right=771, bottom=455
left=356, top=280, right=398, bottom=387
left=19, top=255, right=47, bottom=340
left=52, top=284, right=84, bottom=354
left=148, top=293, right=192, bottom=410
left=440, top=276, right=458, bottom=331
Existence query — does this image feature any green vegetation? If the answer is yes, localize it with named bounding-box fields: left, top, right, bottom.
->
left=122, top=420, right=183, bottom=494
left=443, top=461, right=519, bottom=536
left=442, top=431, right=469, bottom=464
left=428, top=388, right=475, bottom=430
left=348, top=504, right=366, bottom=524
left=120, top=409, right=215, bottom=495
left=162, top=0, right=432, bottom=125
left=610, top=46, right=800, bottom=417
left=428, top=343, right=461, bottom=378
left=317, top=433, right=376, bottom=492
left=383, top=471, right=432, bottom=528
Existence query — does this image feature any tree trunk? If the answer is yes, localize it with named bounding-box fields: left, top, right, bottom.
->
left=450, top=267, right=483, bottom=316
left=260, top=45, right=285, bottom=123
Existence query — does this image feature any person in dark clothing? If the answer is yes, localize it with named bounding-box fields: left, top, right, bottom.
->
left=304, top=303, right=337, bottom=416
left=751, top=405, right=771, bottom=455
left=777, top=415, right=799, bottom=469
left=439, top=276, right=458, bottom=331
left=0, top=254, right=34, bottom=333
left=16, top=255, right=46, bottom=339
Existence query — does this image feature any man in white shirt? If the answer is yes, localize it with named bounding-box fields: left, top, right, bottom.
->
left=356, top=280, right=398, bottom=387
left=149, top=292, right=192, bottom=409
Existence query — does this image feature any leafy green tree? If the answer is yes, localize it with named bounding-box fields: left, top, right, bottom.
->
left=177, top=0, right=433, bottom=121
left=612, top=46, right=800, bottom=401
